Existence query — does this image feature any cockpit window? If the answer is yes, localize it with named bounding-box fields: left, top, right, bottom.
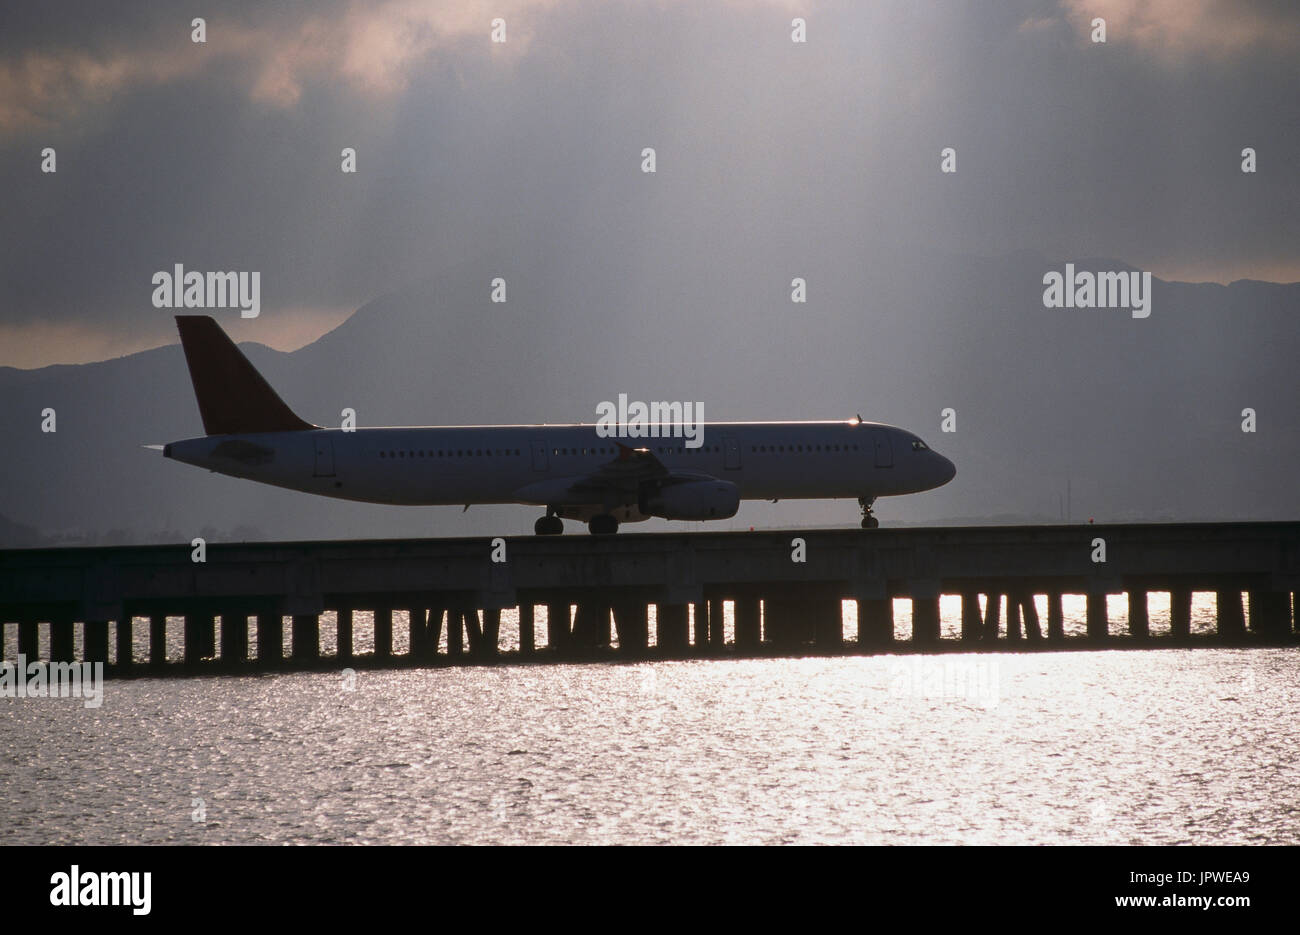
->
left=911, top=439, right=929, bottom=451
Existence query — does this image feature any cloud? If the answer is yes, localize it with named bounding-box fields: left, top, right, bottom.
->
left=0, top=304, right=354, bottom=369
left=1060, top=0, right=1300, bottom=59
left=0, top=0, right=554, bottom=136
left=2, top=0, right=1297, bottom=371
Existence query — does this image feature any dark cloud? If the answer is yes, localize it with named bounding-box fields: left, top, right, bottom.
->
left=1, top=0, right=1297, bottom=366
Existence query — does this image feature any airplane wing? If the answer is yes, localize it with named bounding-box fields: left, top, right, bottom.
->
left=512, top=442, right=716, bottom=505
left=568, top=443, right=668, bottom=492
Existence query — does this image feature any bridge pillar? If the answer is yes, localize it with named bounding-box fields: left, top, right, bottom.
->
left=612, top=600, right=648, bottom=653
left=710, top=598, right=726, bottom=648
left=292, top=614, right=319, bottom=661
left=258, top=608, right=283, bottom=664
left=656, top=603, right=689, bottom=652
left=1216, top=590, right=1246, bottom=639
left=458, top=605, right=489, bottom=657
left=18, top=618, right=39, bottom=660
left=692, top=601, right=710, bottom=652
left=84, top=620, right=109, bottom=665
left=761, top=593, right=810, bottom=648
left=1170, top=588, right=1192, bottom=639
left=757, top=586, right=841, bottom=648
left=1086, top=592, right=1108, bottom=640
left=184, top=610, right=215, bottom=665
left=812, top=596, right=843, bottom=648
left=408, top=606, right=428, bottom=659
left=734, top=597, right=761, bottom=650
left=115, top=615, right=133, bottom=669
left=762, top=596, right=796, bottom=648
left=545, top=602, right=571, bottom=651
left=336, top=608, right=353, bottom=661
left=960, top=593, right=981, bottom=642
left=519, top=602, right=535, bottom=655
left=1128, top=590, right=1149, bottom=640
left=981, top=593, right=1002, bottom=642
left=480, top=608, right=501, bottom=656
left=373, top=606, right=392, bottom=659
left=221, top=612, right=247, bottom=663
left=51, top=615, right=75, bottom=663
left=857, top=598, right=893, bottom=647
left=460, top=606, right=487, bottom=657
left=912, top=597, right=940, bottom=645
left=1006, top=596, right=1022, bottom=642
left=1248, top=591, right=1290, bottom=637
left=150, top=614, right=168, bottom=668
left=1021, top=593, right=1042, bottom=641
left=572, top=600, right=610, bottom=650
left=1047, top=593, right=1064, bottom=642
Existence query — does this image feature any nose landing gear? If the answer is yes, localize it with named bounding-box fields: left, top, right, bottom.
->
left=534, top=511, right=564, bottom=536
left=859, top=497, right=879, bottom=529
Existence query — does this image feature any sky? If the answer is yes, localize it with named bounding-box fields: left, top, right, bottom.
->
left=1, top=0, right=1297, bottom=368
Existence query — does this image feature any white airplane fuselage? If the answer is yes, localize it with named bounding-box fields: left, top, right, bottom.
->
left=163, top=315, right=955, bottom=532
left=165, top=420, right=955, bottom=521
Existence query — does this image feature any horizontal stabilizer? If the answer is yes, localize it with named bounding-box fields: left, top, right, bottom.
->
left=175, top=315, right=316, bottom=435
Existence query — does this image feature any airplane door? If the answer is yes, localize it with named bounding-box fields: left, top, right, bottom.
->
left=530, top=438, right=548, bottom=471
left=723, top=432, right=741, bottom=470
left=313, top=436, right=336, bottom=477
left=873, top=430, right=893, bottom=468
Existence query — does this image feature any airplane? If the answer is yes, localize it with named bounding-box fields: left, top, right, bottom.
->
left=161, top=315, right=956, bottom=535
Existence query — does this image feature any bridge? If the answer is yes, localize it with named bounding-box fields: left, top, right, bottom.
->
left=1, top=522, right=1297, bottom=674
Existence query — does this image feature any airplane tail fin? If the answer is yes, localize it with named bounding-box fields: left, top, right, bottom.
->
left=175, top=315, right=316, bottom=435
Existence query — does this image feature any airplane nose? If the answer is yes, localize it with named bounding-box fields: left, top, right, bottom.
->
left=936, top=453, right=956, bottom=485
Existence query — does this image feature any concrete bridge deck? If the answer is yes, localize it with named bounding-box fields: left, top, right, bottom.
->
left=2, top=523, right=1297, bottom=674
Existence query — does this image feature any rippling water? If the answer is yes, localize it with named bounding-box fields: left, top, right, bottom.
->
left=3, top=647, right=1298, bottom=844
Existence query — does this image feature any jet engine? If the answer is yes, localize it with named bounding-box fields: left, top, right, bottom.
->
left=640, top=479, right=740, bottom=520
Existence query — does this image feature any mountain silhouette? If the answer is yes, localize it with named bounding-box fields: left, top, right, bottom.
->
left=2, top=247, right=1296, bottom=546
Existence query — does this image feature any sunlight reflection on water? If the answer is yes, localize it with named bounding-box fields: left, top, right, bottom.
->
left=2, top=646, right=1297, bottom=844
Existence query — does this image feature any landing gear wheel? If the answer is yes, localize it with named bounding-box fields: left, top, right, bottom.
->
left=858, top=496, right=878, bottom=529
left=861, top=516, right=879, bottom=529
left=588, top=514, right=619, bottom=536
left=534, top=515, right=564, bottom=536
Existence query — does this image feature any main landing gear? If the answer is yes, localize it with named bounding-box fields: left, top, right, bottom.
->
left=859, top=497, right=879, bottom=529
left=588, top=514, right=619, bottom=536
left=534, top=513, right=564, bottom=536
left=534, top=511, right=620, bottom=535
